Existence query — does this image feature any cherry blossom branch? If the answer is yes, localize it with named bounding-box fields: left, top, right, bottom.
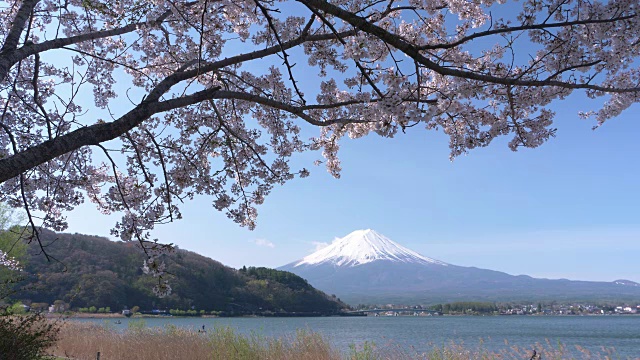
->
left=145, top=29, right=358, bottom=91
left=212, top=101, right=280, bottom=180
left=124, top=133, right=155, bottom=187
left=0, top=4, right=182, bottom=81
left=300, top=0, right=640, bottom=93
left=418, top=15, right=638, bottom=51
left=19, top=171, right=50, bottom=261
left=30, top=52, right=53, bottom=140
left=301, top=4, right=384, bottom=97
left=207, top=90, right=371, bottom=126
left=253, top=0, right=307, bottom=104
left=143, top=129, right=174, bottom=222
left=0, top=0, right=39, bottom=54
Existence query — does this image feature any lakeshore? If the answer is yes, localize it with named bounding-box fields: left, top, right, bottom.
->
left=53, top=312, right=640, bottom=319
left=46, top=304, right=640, bottom=319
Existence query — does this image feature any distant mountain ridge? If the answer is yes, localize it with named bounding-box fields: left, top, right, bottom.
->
left=613, top=279, right=640, bottom=287
left=279, top=230, right=640, bottom=304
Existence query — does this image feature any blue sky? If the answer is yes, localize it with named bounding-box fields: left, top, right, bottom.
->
left=65, top=91, right=640, bottom=283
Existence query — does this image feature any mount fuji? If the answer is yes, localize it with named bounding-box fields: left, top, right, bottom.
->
left=292, top=229, right=447, bottom=267
left=279, top=229, right=640, bottom=304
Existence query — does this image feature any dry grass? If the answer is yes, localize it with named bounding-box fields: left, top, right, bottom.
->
left=49, top=321, right=632, bottom=360
left=351, top=338, right=631, bottom=360
left=49, top=321, right=340, bottom=360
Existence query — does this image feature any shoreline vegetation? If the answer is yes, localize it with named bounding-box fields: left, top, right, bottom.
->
left=45, top=311, right=366, bottom=319
left=49, top=321, right=628, bottom=360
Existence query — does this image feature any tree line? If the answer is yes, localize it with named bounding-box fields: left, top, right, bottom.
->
left=430, top=302, right=499, bottom=315
left=1, top=229, right=346, bottom=315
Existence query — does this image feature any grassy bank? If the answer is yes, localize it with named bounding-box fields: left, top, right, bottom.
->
left=48, top=321, right=627, bottom=360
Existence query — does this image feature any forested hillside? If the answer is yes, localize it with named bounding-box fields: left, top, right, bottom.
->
left=14, top=230, right=346, bottom=314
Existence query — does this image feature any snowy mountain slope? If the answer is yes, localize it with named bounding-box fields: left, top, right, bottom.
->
left=293, top=229, right=447, bottom=267
left=279, top=230, right=640, bottom=304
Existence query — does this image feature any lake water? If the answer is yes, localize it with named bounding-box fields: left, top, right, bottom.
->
left=74, top=315, right=640, bottom=358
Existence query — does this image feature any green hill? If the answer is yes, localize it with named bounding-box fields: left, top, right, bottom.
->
left=14, top=230, right=347, bottom=315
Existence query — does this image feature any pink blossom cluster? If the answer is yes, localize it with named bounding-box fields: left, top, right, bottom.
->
left=0, top=250, right=20, bottom=271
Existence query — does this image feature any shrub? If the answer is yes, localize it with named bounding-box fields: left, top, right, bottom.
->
left=127, top=319, right=147, bottom=333
left=0, top=312, right=59, bottom=360
left=7, top=302, right=26, bottom=315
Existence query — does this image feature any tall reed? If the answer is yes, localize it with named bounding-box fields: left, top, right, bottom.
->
left=50, top=321, right=340, bottom=360
left=49, top=321, right=630, bottom=360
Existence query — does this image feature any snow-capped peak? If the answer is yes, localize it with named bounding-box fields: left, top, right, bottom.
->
left=294, top=229, right=447, bottom=267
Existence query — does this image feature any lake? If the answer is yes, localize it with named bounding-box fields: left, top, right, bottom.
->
left=74, top=315, right=640, bottom=358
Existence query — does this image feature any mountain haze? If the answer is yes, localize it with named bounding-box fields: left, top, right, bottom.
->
left=280, top=230, right=640, bottom=304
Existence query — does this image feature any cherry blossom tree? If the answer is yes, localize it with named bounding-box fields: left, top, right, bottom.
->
left=0, top=0, right=638, bottom=294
